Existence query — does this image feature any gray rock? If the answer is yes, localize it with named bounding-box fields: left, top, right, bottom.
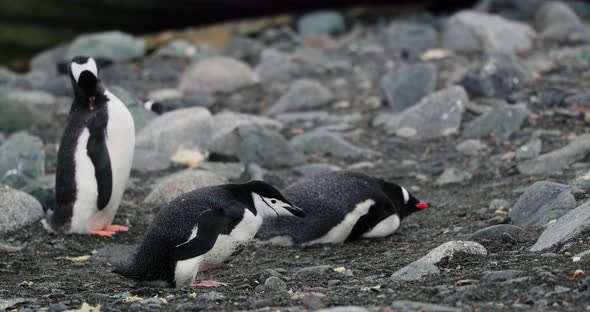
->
left=264, top=276, right=287, bottom=291
left=0, top=185, right=43, bottom=234
left=381, top=63, right=438, bottom=113
left=197, top=291, right=224, bottom=302
left=297, top=11, right=346, bottom=36
left=317, top=307, right=369, bottom=312
left=0, top=132, right=45, bottom=179
left=435, top=167, right=472, bottom=186
left=512, top=181, right=580, bottom=227
left=535, top=1, right=590, bottom=44
left=474, top=0, right=545, bottom=21
left=463, top=104, right=530, bottom=139
left=30, top=44, right=67, bottom=76
left=266, top=79, right=334, bottom=116
left=49, top=302, right=67, bottom=312
left=0, top=92, right=48, bottom=133
left=391, top=241, right=487, bottom=281
left=144, top=169, right=227, bottom=205
left=108, top=86, right=156, bottom=132
left=531, top=200, right=590, bottom=251
left=373, top=86, right=468, bottom=140
left=391, top=301, right=461, bottom=312
left=456, top=139, right=488, bottom=156
left=191, top=43, right=219, bottom=63
left=178, top=57, right=258, bottom=94
left=489, top=199, right=510, bottom=210
left=0, top=69, right=28, bottom=88
left=293, top=163, right=342, bottom=177
left=64, top=31, right=145, bottom=63
left=4, top=89, right=55, bottom=107
left=518, top=134, right=590, bottom=175
left=442, top=10, right=536, bottom=54
left=153, top=40, right=196, bottom=59
left=295, top=265, right=332, bottom=277
left=384, top=22, right=438, bottom=55
left=22, top=174, right=55, bottom=210
left=132, top=148, right=171, bottom=172
left=255, top=49, right=295, bottom=83
left=482, top=270, right=526, bottom=282
left=135, top=107, right=213, bottom=160
left=275, top=111, right=362, bottom=126
left=465, top=224, right=526, bottom=241
left=291, top=131, right=378, bottom=159
left=211, top=111, right=282, bottom=142
left=516, top=138, right=542, bottom=160
left=211, top=124, right=305, bottom=169
left=197, top=162, right=245, bottom=181
left=461, top=53, right=531, bottom=98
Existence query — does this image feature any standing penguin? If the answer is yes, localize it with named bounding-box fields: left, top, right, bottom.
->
left=256, top=171, right=429, bottom=245
left=44, top=56, right=135, bottom=236
left=114, top=181, right=306, bottom=288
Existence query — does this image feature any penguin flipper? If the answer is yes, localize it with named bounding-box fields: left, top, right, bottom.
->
left=86, top=111, right=113, bottom=210
left=171, top=209, right=228, bottom=261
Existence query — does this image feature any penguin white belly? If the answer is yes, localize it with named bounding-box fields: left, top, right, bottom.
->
left=90, top=91, right=135, bottom=230
left=362, top=214, right=400, bottom=238
left=304, top=199, right=375, bottom=246
left=69, top=129, right=99, bottom=233
left=174, top=209, right=262, bottom=286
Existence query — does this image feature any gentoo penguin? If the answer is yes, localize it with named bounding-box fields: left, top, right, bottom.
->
left=43, top=56, right=135, bottom=236
left=114, top=181, right=306, bottom=288
left=256, top=171, right=429, bottom=245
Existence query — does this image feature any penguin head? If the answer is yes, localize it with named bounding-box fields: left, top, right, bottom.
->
left=380, top=180, right=429, bottom=218
left=69, top=56, right=100, bottom=100
left=242, top=181, right=306, bottom=219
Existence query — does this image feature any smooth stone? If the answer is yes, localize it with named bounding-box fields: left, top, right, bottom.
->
left=512, top=181, right=579, bottom=227
left=108, top=86, right=156, bottom=132
left=435, top=167, right=472, bottom=186
left=64, top=31, right=145, bottom=63
left=442, top=10, right=536, bottom=54
left=518, top=134, right=590, bottom=175
left=295, top=265, right=332, bottom=277
left=461, top=53, right=531, bottom=98
left=255, top=48, right=295, bottom=83
left=381, top=63, right=438, bottom=113
left=49, top=302, right=67, bottom=312
left=465, top=224, right=525, bottom=241
left=144, top=169, right=227, bottom=206
left=535, top=1, right=590, bottom=44
left=293, top=163, right=342, bottom=177
left=211, top=111, right=282, bottom=142
left=291, top=130, right=379, bottom=159
left=132, top=148, right=171, bottom=172
left=197, top=291, right=224, bottom=302
left=0, top=92, right=48, bottom=133
left=0, top=185, right=43, bottom=234
left=0, top=132, right=45, bottom=179
left=153, top=40, right=196, bottom=59
left=489, top=199, right=510, bottom=210
left=275, top=111, right=362, bottom=126
left=196, top=162, right=245, bottom=181
left=463, top=104, right=530, bottom=139
left=391, top=241, right=487, bottom=281
left=210, top=124, right=305, bottom=169
left=178, top=57, right=258, bottom=94
left=4, top=90, right=56, bottom=107
left=384, top=22, right=438, bottom=55
left=264, top=276, right=287, bottom=291
left=531, top=200, right=590, bottom=251
left=373, top=86, right=468, bottom=140
left=391, top=301, right=461, bottom=312
left=456, top=139, right=488, bottom=156
left=297, top=11, right=346, bottom=36
left=516, top=138, right=542, bottom=160
left=266, top=79, right=334, bottom=116
left=148, top=95, right=212, bottom=114
left=135, top=107, right=213, bottom=160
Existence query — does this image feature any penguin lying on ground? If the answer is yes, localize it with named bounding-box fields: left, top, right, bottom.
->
left=43, top=56, right=135, bottom=236
left=114, top=181, right=306, bottom=288
left=256, top=171, right=429, bottom=245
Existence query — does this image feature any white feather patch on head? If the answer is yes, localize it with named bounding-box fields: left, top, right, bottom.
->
left=71, top=58, right=98, bottom=83
left=144, top=100, right=154, bottom=111
left=401, top=187, right=409, bottom=204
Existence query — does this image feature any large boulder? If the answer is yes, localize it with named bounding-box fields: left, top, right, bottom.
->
left=531, top=200, right=590, bottom=251
left=0, top=185, right=44, bottom=234
left=64, top=31, right=145, bottom=63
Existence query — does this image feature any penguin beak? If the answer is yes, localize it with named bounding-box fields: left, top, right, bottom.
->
left=285, top=205, right=306, bottom=218
left=416, top=202, right=429, bottom=209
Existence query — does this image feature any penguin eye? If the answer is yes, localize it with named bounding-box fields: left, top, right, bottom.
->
left=270, top=199, right=277, bottom=204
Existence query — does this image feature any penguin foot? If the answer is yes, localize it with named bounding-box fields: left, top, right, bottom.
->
left=89, top=230, right=116, bottom=237
left=191, top=280, right=228, bottom=287
left=104, top=224, right=129, bottom=232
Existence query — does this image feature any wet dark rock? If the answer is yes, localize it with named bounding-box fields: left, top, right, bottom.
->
left=380, top=63, right=437, bottom=113
left=463, top=104, right=530, bottom=139
left=512, top=181, right=580, bottom=227
left=211, top=124, right=305, bottom=169
left=518, top=134, right=590, bottom=175
left=531, top=200, right=590, bottom=251
left=297, top=11, right=345, bottom=36
left=461, top=53, right=531, bottom=98
left=466, top=224, right=526, bottom=241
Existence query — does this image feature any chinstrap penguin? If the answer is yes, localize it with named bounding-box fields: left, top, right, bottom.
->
left=114, top=181, right=306, bottom=288
left=43, top=56, right=135, bottom=236
left=256, top=171, right=429, bottom=246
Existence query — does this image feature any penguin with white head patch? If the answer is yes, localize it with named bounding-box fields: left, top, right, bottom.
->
left=44, top=56, right=135, bottom=236
left=114, top=181, right=306, bottom=288
left=256, top=171, right=429, bottom=246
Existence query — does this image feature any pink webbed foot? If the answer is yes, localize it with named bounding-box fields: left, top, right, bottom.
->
left=192, top=280, right=228, bottom=287
left=89, top=230, right=115, bottom=237
left=104, top=224, right=129, bottom=232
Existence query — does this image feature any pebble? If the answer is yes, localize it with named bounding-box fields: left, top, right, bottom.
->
left=264, top=276, right=287, bottom=291
left=511, top=181, right=579, bottom=227
left=516, top=138, right=542, bottom=161
left=461, top=53, right=531, bottom=98
left=518, top=134, right=590, bottom=175
left=391, top=301, right=461, bottom=312
left=295, top=265, right=332, bottom=277
left=317, top=307, right=369, bottom=312
left=463, top=104, right=530, bottom=139
left=435, top=167, right=472, bottom=186
left=482, top=270, right=526, bottom=282
left=0, top=132, right=45, bottom=179
left=384, top=22, right=438, bottom=55
left=197, top=291, right=224, bottom=302
left=456, top=139, right=488, bottom=156
left=465, top=224, right=525, bottom=241
left=49, top=302, right=66, bottom=312
left=0, top=185, right=43, bottom=234
left=535, top=1, right=590, bottom=44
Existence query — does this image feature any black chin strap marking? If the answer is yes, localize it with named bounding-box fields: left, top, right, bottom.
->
left=260, top=196, right=279, bottom=217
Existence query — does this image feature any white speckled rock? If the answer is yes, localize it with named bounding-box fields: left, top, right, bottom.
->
left=0, top=185, right=43, bottom=234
